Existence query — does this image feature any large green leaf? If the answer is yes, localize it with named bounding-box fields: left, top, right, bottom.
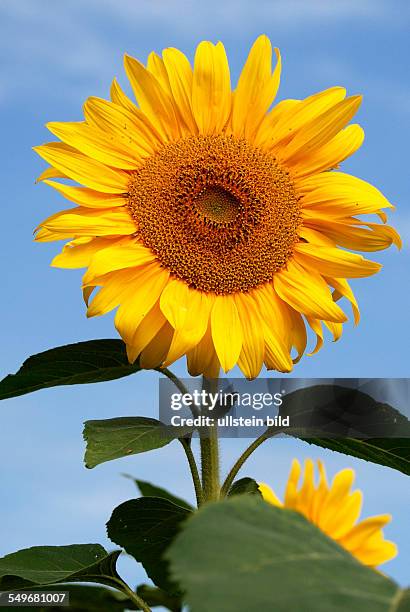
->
left=0, top=545, right=122, bottom=592
left=0, top=340, right=141, bottom=400
left=276, top=385, right=410, bottom=476
left=123, top=474, right=193, bottom=510
left=107, top=497, right=191, bottom=594
left=84, top=418, right=192, bottom=468
left=167, top=496, right=410, bottom=612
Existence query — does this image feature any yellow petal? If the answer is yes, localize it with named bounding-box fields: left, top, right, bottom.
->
left=52, top=236, right=118, bottom=269
left=232, top=36, right=281, bottom=139
left=251, top=284, right=293, bottom=372
left=110, top=78, right=138, bottom=113
left=310, top=460, right=330, bottom=524
left=323, top=490, right=363, bottom=540
left=298, top=226, right=336, bottom=247
left=234, top=292, right=265, bottom=379
left=259, top=483, right=283, bottom=507
left=273, top=259, right=347, bottom=322
left=357, top=543, right=398, bottom=567
left=84, top=96, right=161, bottom=154
left=147, top=51, right=173, bottom=96
left=33, top=142, right=129, bottom=193
left=326, top=277, right=360, bottom=325
left=294, top=243, right=382, bottom=278
left=192, top=41, right=231, bottom=135
left=125, top=301, right=167, bottom=364
left=304, top=218, right=401, bottom=252
left=147, top=51, right=190, bottom=136
left=211, top=295, right=243, bottom=372
left=288, top=307, right=307, bottom=364
left=298, top=172, right=394, bottom=216
left=187, top=322, right=220, bottom=378
left=140, top=321, right=174, bottom=369
left=124, top=54, right=180, bottom=141
left=43, top=180, right=126, bottom=208
left=35, top=227, right=76, bottom=242
left=340, top=515, right=392, bottom=551
left=323, top=320, right=343, bottom=342
left=281, top=95, right=362, bottom=163
left=202, top=352, right=221, bottom=379
left=46, top=121, right=141, bottom=169
left=318, top=468, right=355, bottom=531
left=83, top=285, right=95, bottom=306
left=83, top=239, right=155, bottom=285
left=305, top=317, right=324, bottom=355
left=268, top=86, right=347, bottom=147
left=284, top=459, right=302, bottom=508
left=296, top=459, right=316, bottom=518
left=160, top=280, right=213, bottom=365
left=86, top=267, right=144, bottom=317
left=162, top=47, right=198, bottom=135
left=351, top=537, right=397, bottom=567
left=36, top=206, right=135, bottom=238
left=291, top=124, right=364, bottom=178
left=36, top=166, right=69, bottom=182
left=254, top=99, right=300, bottom=149
left=114, top=266, right=170, bottom=344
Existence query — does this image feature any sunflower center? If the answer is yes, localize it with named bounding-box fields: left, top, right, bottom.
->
left=194, top=186, right=240, bottom=224
left=127, top=134, right=301, bottom=294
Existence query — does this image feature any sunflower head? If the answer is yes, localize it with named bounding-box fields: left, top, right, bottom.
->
left=259, top=459, right=397, bottom=568
left=34, top=35, right=400, bottom=379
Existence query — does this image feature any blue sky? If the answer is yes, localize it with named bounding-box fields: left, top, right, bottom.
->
left=0, top=0, right=409, bottom=592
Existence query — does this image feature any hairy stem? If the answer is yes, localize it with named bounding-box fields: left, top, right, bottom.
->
left=179, top=437, right=204, bottom=507
left=200, top=427, right=220, bottom=502
left=220, top=429, right=282, bottom=497
left=157, top=367, right=203, bottom=505
left=200, top=377, right=220, bottom=502
left=159, top=367, right=190, bottom=396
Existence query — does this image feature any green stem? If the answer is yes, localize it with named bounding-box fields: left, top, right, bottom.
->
left=200, top=426, right=220, bottom=501
left=179, top=437, right=204, bottom=507
left=220, top=429, right=282, bottom=497
left=103, top=576, right=152, bottom=612
left=121, top=583, right=152, bottom=612
left=200, top=376, right=220, bottom=502
left=157, top=367, right=203, bottom=505
left=159, top=366, right=199, bottom=417
left=159, top=367, right=190, bottom=396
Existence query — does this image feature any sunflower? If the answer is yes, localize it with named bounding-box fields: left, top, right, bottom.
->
left=34, top=35, right=400, bottom=379
left=259, top=459, right=397, bottom=568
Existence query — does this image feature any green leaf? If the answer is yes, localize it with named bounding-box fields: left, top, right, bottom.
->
left=84, top=418, right=192, bottom=469
left=277, top=385, right=410, bottom=476
left=0, top=545, right=122, bottom=592
left=167, top=496, right=409, bottom=612
left=107, top=497, right=191, bottom=594
left=12, top=585, right=141, bottom=611
left=227, top=477, right=262, bottom=498
left=302, top=438, right=410, bottom=477
left=0, top=340, right=140, bottom=400
left=123, top=475, right=193, bottom=510
left=15, top=584, right=183, bottom=611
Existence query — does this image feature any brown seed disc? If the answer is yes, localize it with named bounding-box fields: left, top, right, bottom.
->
left=127, top=134, right=301, bottom=294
